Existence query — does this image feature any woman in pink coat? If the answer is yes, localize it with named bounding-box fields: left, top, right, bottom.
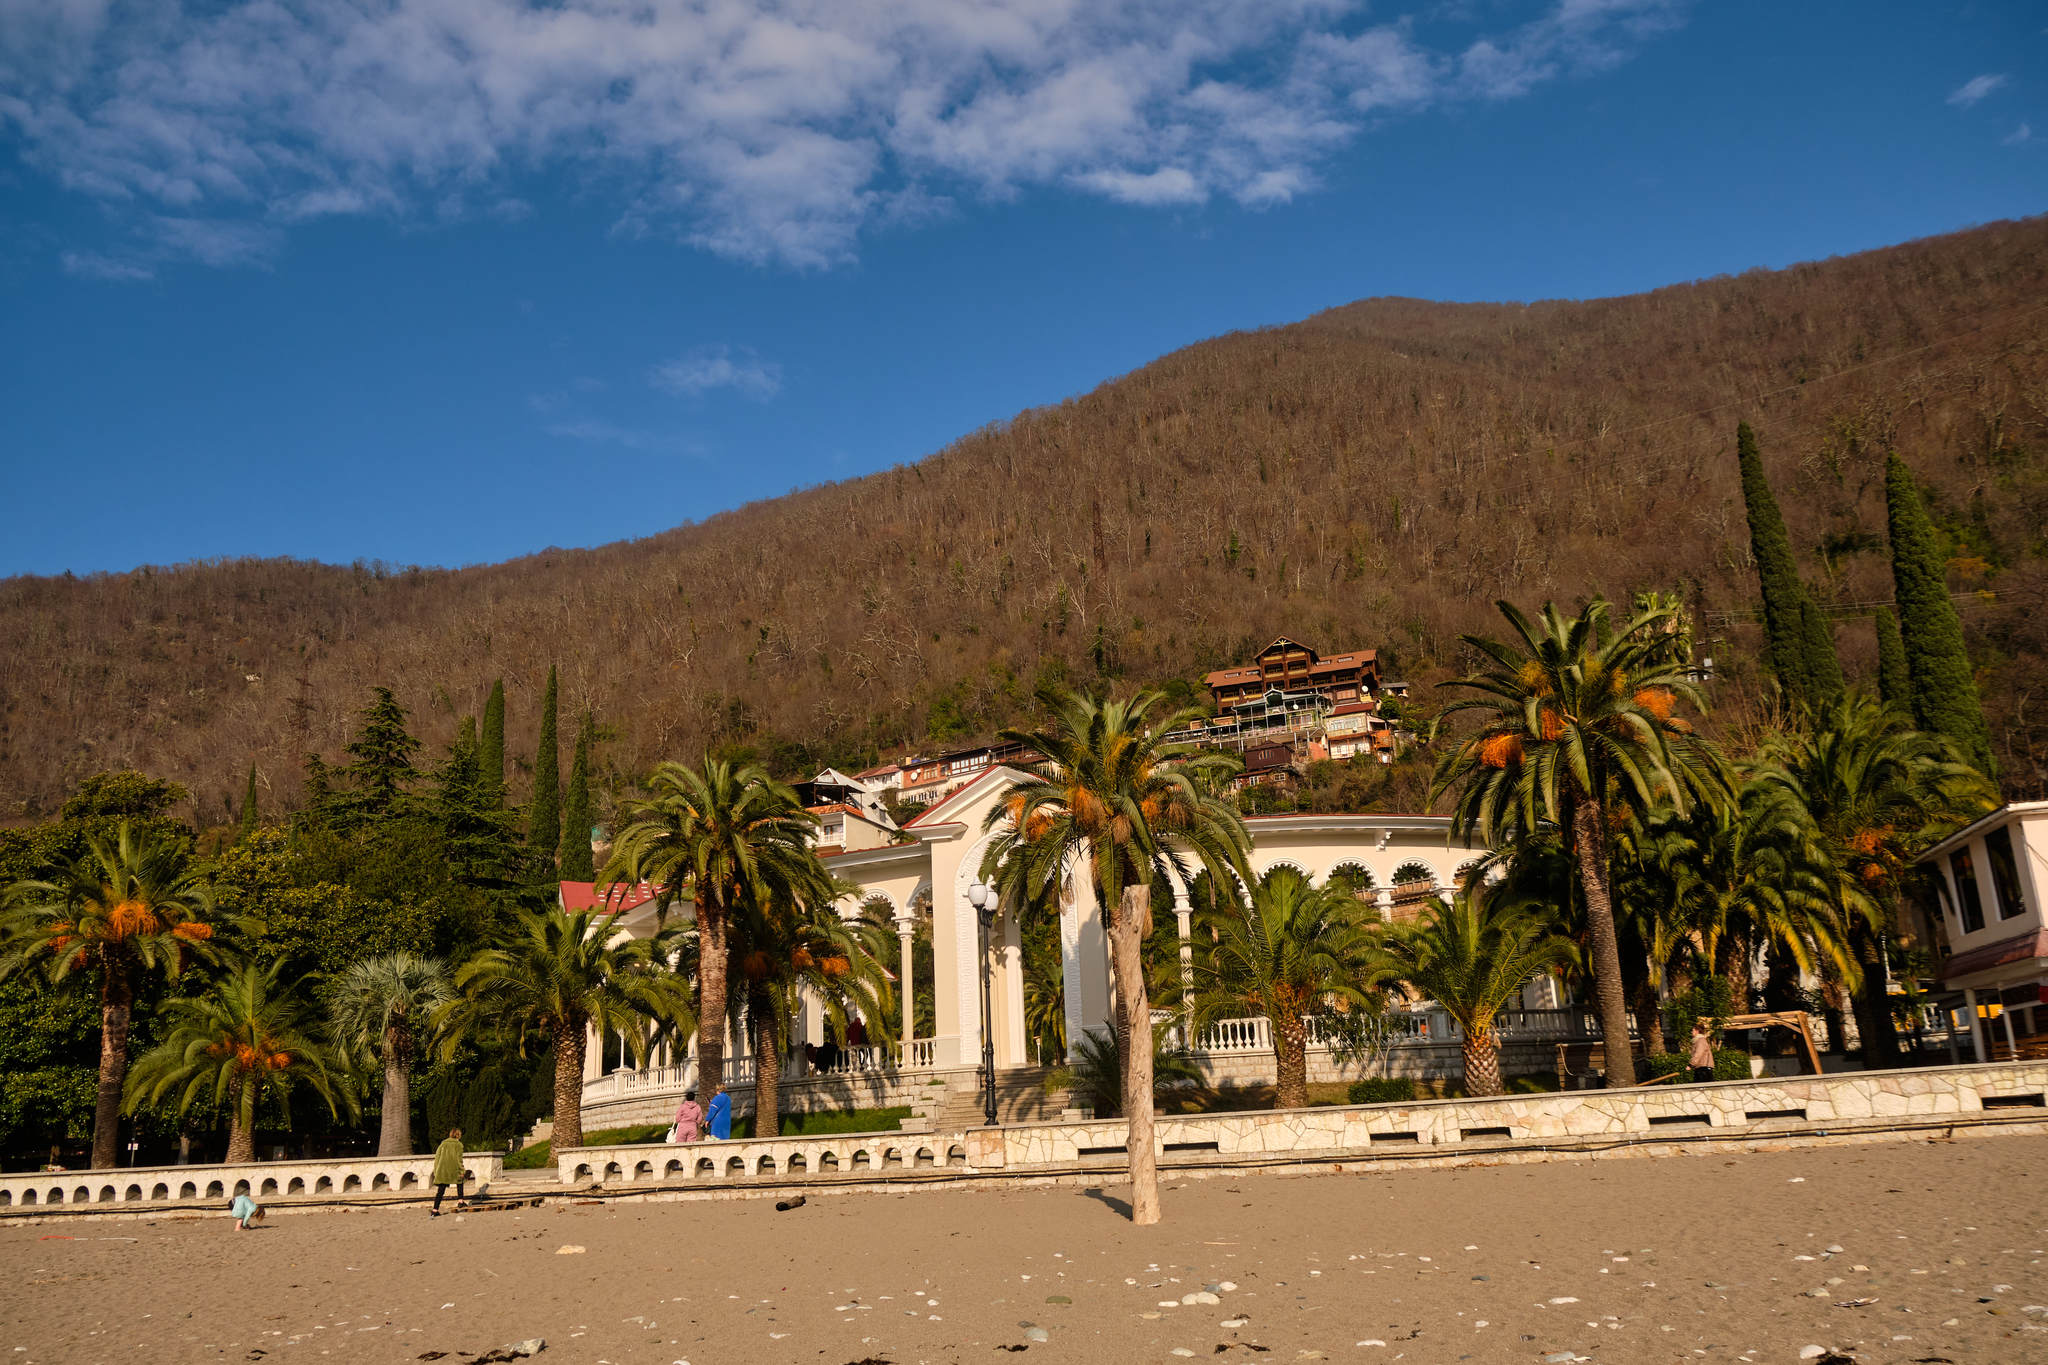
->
left=672, top=1090, right=704, bottom=1143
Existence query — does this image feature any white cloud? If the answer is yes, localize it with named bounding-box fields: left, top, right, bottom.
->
left=2005, top=122, right=2033, bottom=146
left=545, top=419, right=695, bottom=454
left=651, top=344, right=783, bottom=400
left=3, top=0, right=1692, bottom=272
left=61, top=249, right=153, bottom=281
left=1949, top=73, right=2008, bottom=107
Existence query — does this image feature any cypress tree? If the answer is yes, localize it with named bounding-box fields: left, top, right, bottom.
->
left=1873, top=606, right=1910, bottom=711
left=530, top=665, right=560, bottom=864
left=1738, top=423, right=1812, bottom=703
left=558, top=713, right=595, bottom=881
left=480, top=678, right=505, bottom=807
left=1884, top=451, right=1996, bottom=775
left=237, top=764, right=259, bottom=842
left=1796, top=594, right=1845, bottom=705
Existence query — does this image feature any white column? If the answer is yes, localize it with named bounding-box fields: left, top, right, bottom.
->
left=583, top=1022, right=602, bottom=1083
left=1176, top=892, right=1194, bottom=1042
left=1964, top=987, right=1989, bottom=1063
left=999, top=907, right=1027, bottom=1068
left=1061, top=871, right=1112, bottom=1052
left=897, top=915, right=916, bottom=1055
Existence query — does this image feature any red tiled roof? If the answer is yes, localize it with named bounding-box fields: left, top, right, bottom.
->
left=559, top=881, right=660, bottom=914
left=1330, top=701, right=1376, bottom=716
left=1939, top=928, right=2048, bottom=983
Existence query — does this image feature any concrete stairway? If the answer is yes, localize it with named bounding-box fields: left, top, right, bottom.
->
left=910, top=1067, right=1071, bottom=1130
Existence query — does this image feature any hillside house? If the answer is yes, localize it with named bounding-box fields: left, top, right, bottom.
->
left=1206, top=637, right=1380, bottom=712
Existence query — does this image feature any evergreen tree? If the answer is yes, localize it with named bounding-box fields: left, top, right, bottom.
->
left=480, top=679, right=505, bottom=808
left=301, top=755, right=334, bottom=827
left=1884, top=452, right=1996, bottom=776
left=340, top=687, right=422, bottom=822
left=237, top=764, right=259, bottom=843
left=558, top=714, right=595, bottom=881
left=434, top=717, right=516, bottom=884
left=1797, top=594, right=1845, bottom=705
left=1873, top=606, right=1910, bottom=712
left=1738, top=422, right=1840, bottom=708
left=529, top=666, right=560, bottom=867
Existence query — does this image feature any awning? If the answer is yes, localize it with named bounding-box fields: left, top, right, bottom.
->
left=1939, top=928, right=2048, bottom=983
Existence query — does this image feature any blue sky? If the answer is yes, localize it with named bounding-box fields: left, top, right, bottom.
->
left=1, top=0, right=2041, bottom=578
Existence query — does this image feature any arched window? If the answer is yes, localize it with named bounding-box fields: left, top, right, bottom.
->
left=1388, top=862, right=1442, bottom=923
left=1326, top=863, right=1376, bottom=899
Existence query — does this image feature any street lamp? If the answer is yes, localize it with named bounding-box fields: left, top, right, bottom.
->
left=967, top=879, right=1000, bottom=1128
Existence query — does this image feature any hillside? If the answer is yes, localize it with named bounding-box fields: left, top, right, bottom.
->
left=4, top=218, right=2046, bottom=822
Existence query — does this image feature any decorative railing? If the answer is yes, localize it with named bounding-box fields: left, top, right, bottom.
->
left=0, top=1151, right=503, bottom=1212
left=1178, top=1007, right=1617, bottom=1055
left=584, top=1036, right=944, bottom=1105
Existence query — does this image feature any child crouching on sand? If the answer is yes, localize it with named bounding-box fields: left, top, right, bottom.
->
left=229, top=1194, right=264, bottom=1230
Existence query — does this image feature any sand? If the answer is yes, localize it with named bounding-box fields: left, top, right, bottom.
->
left=4, top=1134, right=2045, bottom=1365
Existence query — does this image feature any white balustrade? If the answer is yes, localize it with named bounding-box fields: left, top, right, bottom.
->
left=0, top=1151, right=503, bottom=1213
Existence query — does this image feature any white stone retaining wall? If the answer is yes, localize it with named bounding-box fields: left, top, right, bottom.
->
left=0, top=1151, right=503, bottom=1212
left=559, top=1060, right=2047, bottom=1188
left=580, top=1067, right=958, bottom=1132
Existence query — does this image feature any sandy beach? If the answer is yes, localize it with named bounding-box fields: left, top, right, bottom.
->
left=4, top=1134, right=2044, bottom=1365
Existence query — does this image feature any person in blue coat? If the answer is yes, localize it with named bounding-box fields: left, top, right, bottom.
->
left=705, top=1085, right=732, bottom=1140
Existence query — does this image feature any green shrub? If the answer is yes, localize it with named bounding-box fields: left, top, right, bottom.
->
left=1643, top=1048, right=1753, bottom=1084
left=1346, top=1076, right=1417, bottom=1104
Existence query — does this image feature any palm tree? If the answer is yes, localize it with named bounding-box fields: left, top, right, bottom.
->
left=1, top=822, right=218, bottom=1168
left=1370, top=884, right=1575, bottom=1096
left=1431, top=598, right=1729, bottom=1087
left=328, top=953, right=452, bottom=1156
left=446, top=904, right=693, bottom=1152
left=1174, top=866, right=1381, bottom=1109
left=124, top=957, right=354, bottom=1163
left=734, top=895, right=896, bottom=1138
left=601, top=758, right=821, bottom=1101
left=985, top=688, right=1249, bottom=1225
left=1754, top=694, right=1994, bottom=1067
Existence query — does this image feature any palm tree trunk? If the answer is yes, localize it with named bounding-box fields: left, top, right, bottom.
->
left=1110, top=883, right=1161, bottom=1226
left=226, top=1077, right=256, bottom=1164
left=751, top=995, right=781, bottom=1139
left=1461, top=1022, right=1504, bottom=1098
left=1851, top=925, right=1902, bottom=1069
left=1716, top=925, right=1752, bottom=1014
left=1635, top=970, right=1667, bottom=1058
left=552, top=1021, right=586, bottom=1152
left=697, top=903, right=730, bottom=1098
left=92, top=973, right=134, bottom=1170
left=1273, top=1010, right=1310, bottom=1110
left=377, top=1025, right=413, bottom=1157
left=1571, top=798, right=1638, bottom=1087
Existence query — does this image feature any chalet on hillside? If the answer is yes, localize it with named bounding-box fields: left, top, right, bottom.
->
left=1206, top=637, right=1380, bottom=712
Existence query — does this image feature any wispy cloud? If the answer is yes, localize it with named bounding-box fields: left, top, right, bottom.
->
left=544, top=419, right=697, bottom=455
left=1949, top=73, right=2008, bottom=107
left=5, top=0, right=1692, bottom=273
left=651, top=345, right=783, bottom=401
left=2006, top=122, right=2033, bottom=146
left=61, top=250, right=154, bottom=282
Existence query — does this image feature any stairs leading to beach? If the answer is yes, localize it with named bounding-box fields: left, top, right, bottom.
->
left=909, top=1067, right=1070, bottom=1130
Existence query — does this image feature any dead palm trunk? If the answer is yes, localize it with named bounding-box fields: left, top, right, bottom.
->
left=552, top=1020, right=587, bottom=1152
left=377, top=1021, right=413, bottom=1156
left=1272, top=1008, right=1310, bottom=1110
left=751, top=992, right=782, bottom=1139
left=1715, top=924, right=1752, bottom=1014
left=1110, top=883, right=1161, bottom=1225
left=92, top=972, right=134, bottom=1169
left=1571, top=799, right=1638, bottom=1087
left=1461, top=1018, right=1504, bottom=1097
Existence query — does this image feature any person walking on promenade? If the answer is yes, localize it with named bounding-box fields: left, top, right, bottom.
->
left=672, top=1090, right=704, bottom=1143
left=430, top=1127, right=468, bottom=1215
left=705, top=1086, right=732, bottom=1141
left=1689, top=1019, right=1716, bottom=1083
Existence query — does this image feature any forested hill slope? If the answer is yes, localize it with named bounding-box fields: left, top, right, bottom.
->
left=4, top=218, right=2046, bottom=823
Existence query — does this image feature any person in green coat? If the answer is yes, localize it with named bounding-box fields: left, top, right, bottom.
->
left=430, top=1128, right=468, bottom=1215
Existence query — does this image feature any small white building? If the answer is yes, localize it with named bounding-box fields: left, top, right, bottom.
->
left=1921, top=799, right=2048, bottom=1061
